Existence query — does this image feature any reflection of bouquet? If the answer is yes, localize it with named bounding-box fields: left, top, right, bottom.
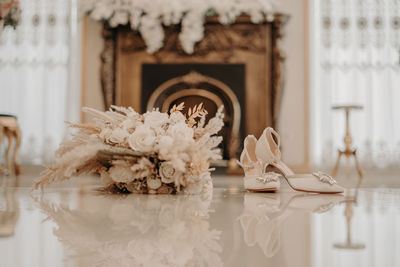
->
left=36, top=193, right=222, bottom=267
left=0, top=0, right=20, bottom=29
left=35, top=103, right=224, bottom=194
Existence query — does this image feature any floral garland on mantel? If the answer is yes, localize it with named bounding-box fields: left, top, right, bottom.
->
left=81, top=0, right=279, bottom=54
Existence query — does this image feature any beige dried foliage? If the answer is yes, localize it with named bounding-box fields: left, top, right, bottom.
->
left=110, top=105, right=135, bottom=115
left=34, top=159, right=103, bottom=190
left=169, top=102, right=209, bottom=127
left=34, top=169, right=54, bottom=189
left=186, top=103, right=208, bottom=127
left=190, top=153, right=210, bottom=174
left=65, top=122, right=101, bottom=134
left=169, top=102, right=185, bottom=113
left=75, top=159, right=105, bottom=176
left=55, top=140, right=84, bottom=157
left=82, top=107, right=116, bottom=123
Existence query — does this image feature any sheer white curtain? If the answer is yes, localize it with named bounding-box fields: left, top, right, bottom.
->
left=310, top=0, right=400, bottom=168
left=0, top=0, right=80, bottom=164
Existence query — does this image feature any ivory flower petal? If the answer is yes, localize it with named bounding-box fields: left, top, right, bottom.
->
left=144, top=110, right=169, bottom=128
left=159, top=161, right=181, bottom=184
left=128, top=125, right=156, bottom=152
left=108, top=165, right=136, bottom=183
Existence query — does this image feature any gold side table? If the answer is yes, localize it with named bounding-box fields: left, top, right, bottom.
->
left=0, top=115, right=21, bottom=175
left=331, top=105, right=363, bottom=177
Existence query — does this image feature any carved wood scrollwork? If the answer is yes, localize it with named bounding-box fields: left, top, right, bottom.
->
left=100, top=14, right=289, bottom=127
left=271, top=14, right=289, bottom=128
left=119, top=23, right=267, bottom=57
left=100, top=24, right=117, bottom=109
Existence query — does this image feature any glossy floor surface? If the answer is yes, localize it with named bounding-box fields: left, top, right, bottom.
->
left=1, top=167, right=400, bottom=267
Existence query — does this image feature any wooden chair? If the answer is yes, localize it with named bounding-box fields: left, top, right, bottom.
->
left=0, top=114, right=21, bottom=175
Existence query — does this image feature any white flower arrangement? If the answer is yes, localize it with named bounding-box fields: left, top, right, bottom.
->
left=35, top=103, right=224, bottom=195
left=35, top=193, right=222, bottom=266
left=80, top=0, right=279, bottom=54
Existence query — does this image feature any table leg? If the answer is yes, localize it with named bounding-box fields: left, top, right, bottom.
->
left=5, top=129, right=14, bottom=176
left=0, top=126, right=3, bottom=174
left=332, top=150, right=343, bottom=177
left=13, top=127, right=21, bottom=175
left=353, top=151, right=364, bottom=178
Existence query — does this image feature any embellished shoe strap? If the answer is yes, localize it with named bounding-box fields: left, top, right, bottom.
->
left=256, top=172, right=280, bottom=183
left=312, top=171, right=337, bottom=185
left=265, top=127, right=281, bottom=163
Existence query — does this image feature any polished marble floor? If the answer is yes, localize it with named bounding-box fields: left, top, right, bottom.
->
left=0, top=166, right=400, bottom=267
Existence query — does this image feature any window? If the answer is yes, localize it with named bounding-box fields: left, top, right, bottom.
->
left=310, top=0, right=400, bottom=168
left=0, top=0, right=80, bottom=164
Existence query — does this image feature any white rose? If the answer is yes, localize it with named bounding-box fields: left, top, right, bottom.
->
left=159, top=161, right=181, bottom=184
left=121, top=118, right=139, bottom=130
left=147, top=177, right=162, bottom=190
left=108, top=128, right=129, bottom=144
left=128, top=125, right=156, bottom=152
left=153, top=127, right=166, bottom=136
left=167, top=122, right=194, bottom=142
left=157, top=135, right=174, bottom=154
left=169, top=112, right=186, bottom=124
left=108, top=165, right=136, bottom=183
left=143, top=110, right=169, bottom=128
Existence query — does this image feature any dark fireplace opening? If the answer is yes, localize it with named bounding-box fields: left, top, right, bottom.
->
left=141, top=63, right=246, bottom=161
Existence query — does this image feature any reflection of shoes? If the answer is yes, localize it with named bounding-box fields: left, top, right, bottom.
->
left=239, top=192, right=343, bottom=258
left=238, top=135, right=280, bottom=192
left=239, top=193, right=284, bottom=257
left=286, top=194, right=344, bottom=213
left=242, top=193, right=281, bottom=215
left=255, top=127, right=344, bottom=194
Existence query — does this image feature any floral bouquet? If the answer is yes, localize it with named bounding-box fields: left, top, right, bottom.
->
left=0, top=0, right=20, bottom=29
left=35, top=103, right=224, bottom=194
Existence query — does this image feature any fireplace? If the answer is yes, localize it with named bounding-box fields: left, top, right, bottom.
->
left=142, top=64, right=245, bottom=161
left=99, top=14, right=288, bottom=172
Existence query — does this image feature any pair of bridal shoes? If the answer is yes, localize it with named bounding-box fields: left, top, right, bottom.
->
left=239, top=127, right=344, bottom=194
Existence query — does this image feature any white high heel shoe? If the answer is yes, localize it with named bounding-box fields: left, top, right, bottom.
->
left=255, top=127, right=344, bottom=194
left=238, top=135, right=280, bottom=192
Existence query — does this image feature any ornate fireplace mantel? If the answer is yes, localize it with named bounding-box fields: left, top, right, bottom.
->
left=100, top=14, right=288, bottom=128
left=99, top=14, right=288, bottom=169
